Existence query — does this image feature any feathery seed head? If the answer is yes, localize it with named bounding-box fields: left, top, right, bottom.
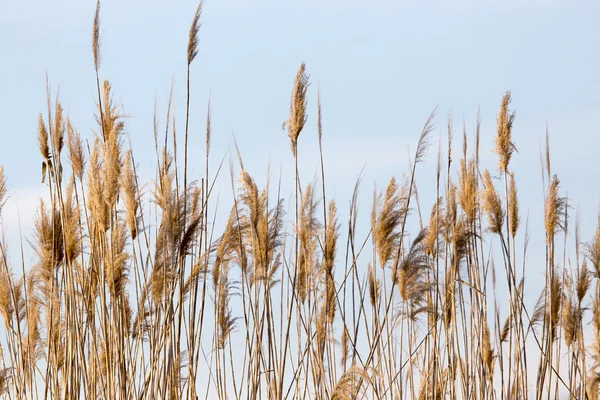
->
left=481, top=170, right=504, bottom=234
left=52, top=102, right=65, bottom=156
left=508, top=172, right=519, bottom=237
left=577, top=260, right=590, bottom=304
left=287, top=62, right=309, bottom=156
left=367, top=263, right=379, bottom=307
left=331, top=366, right=368, bottom=400
left=424, top=198, right=443, bottom=257
left=66, top=121, right=85, bottom=181
left=587, top=218, right=600, bottom=277
left=0, top=167, right=6, bottom=215
left=122, top=151, right=139, bottom=240
left=92, top=1, right=101, bottom=71
left=544, top=175, right=566, bottom=244
left=445, top=182, right=457, bottom=238
left=373, top=178, right=404, bottom=268
left=494, top=90, right=516, bottom=172
left=187, top=1, right=204, bottom=65
left=457, top=158, right=478, bottom=225
left=37, top=114, right=50, bottom=161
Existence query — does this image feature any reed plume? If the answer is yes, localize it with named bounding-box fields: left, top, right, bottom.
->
left=372, top=178, right=405, bottom=268
left=187, top=1, right=204, bottom=65
left=481, top=170, right=504, bottom=234
left=322, top=200, right=339, bottom=323
left=331, top=366, right=368, bottom=400
left=494, top=91, right=516, bottom=172
left=121, top=151, right=139, bottom=240
left=396, top=229, right=430, bottom=306
left=297, top=184, right=320, bottom=302
left=508, top=172, right=519, bottom=237
left=588, top=218, right=600, bottom=277
left=66, top=121, right=85, bottom=181
left=457, top=158, right=478, bottom=225
left=544, top=175, right=566, bottom=244
left=0, top=167, right=6, bottom=213
left=287, top=63, right=309, bottom=157
left=92, top=0, right=101, bottom=71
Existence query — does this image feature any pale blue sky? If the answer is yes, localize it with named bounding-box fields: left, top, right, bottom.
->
left=1, top=0, right=600, bottom=396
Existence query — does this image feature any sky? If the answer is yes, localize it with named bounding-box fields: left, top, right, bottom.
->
left=1, top=0, right=600, bottom=396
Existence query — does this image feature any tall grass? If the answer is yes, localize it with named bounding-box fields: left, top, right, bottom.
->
left=0, top=3, right=598, bottom=399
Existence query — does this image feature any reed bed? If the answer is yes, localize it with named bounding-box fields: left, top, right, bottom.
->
left=0, top=3, right=598, bottom=399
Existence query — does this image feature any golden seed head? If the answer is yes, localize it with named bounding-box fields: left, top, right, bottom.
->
left=494, top=90, right=516, bottom=172
left=481, top=170, right=504, bottom=234
left=508, top=172, right=519, bottom=237
left=287, top=62, right=309, bottom=156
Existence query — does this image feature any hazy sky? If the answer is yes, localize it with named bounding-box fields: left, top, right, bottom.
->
left=1, top=0, right=600, bottom=395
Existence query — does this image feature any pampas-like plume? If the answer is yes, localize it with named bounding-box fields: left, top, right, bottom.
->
left=190, top=185, right=201, bottom=218
left=0, top=167, right=6, bottom=213
left=323, top=200, right=339, bottom=323
left=549, top=273, right=563, bottom=341
left=0, top=367, right=10, bottom=395
left=544, top=175, right=567, bottom=244
left=216, top=262, right=238, bottom=349
left=331, top=366, right=368, bottom=400
left=417, top=368, right=448, bottom=400
left=187, top=1, right=204, bottom=65
left=367, top=263, right=379, bottom=308
left=52, top=102, right=65, bottom=157
left=104, top=221, right=129, bottom=297
left=481, top=170, right=504, bottom=234
left=457, top=158, right=478, bottom=225
left=508, top=172, right=519, bottom=237
left=33, top=200, right=64, bottom=284
left=67, top=121, right=85, bottom=181
left=63, top=179, right=81, bottom=264
left=561, top=294, right=580, bottom=348
left=587, top=374, right=600, bottom=400
left=481, top=322, right=494, bottom=379
left=238, top=170, right=284, bottom=286
left=37, top=113, right=50, bottom=161
left=121, top=151, right=139, bottom=240
left=38, top=114, right=51, bottom=183
left=88, top=138, right=108, bottom=233
left=373, top=178, right=405, bottom=268
left=592, top=295, right=600, bottom=362
left=445, top=182, right=457, bottom=238
left=99, top=81, right=124, bottom=208
left=494, top=91, right=516, bottom=172
left=577, top=261, right=590, bottom=304
left=396, top=229, right=430, bottom=305
left=415, top=107, right=438, bottom=164
left=0, top=265, right=15, bottom=328
left=287, top=62, right=309, bottom=156
left=587, top=218, right=600, bottom=277
left=212, top=206, right=238, bottom=293
left=340, top=326, right=349, bottom=369
left=424, top=198, right=443, bottom=257
left=297, top=184, right=320, bottom=303
left=500, top=314, right=511, bottom=343
left=92, top=1, right=101, bottom=71
left=24, top=275, right=42, bottom=376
